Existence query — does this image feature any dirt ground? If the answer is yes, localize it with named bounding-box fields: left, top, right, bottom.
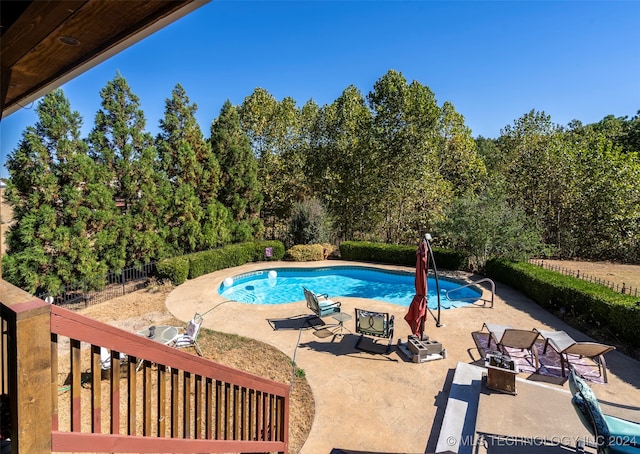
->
left=542, top=259, right=640, bottom=291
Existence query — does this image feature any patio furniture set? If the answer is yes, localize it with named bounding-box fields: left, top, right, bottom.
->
left=100, top=313, right=204, bottom=372
left=302, top=287, right=395, bottom=354
left=481, top=322, right=616, bottom=384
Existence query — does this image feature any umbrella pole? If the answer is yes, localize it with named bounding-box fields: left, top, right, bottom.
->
left=424, top=234, right=442, bottom=329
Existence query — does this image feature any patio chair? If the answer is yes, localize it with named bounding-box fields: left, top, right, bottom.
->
left=569, top=367, right=640, bottom=453
left=482, top=323, right=540, bottom=370
left=354, top=308, right=395, bottom=354
left=175, top=313, right=204, bottom=356
left=534, top=329, right=615, bottom=383
left=303, top=287, right=341, bottom=318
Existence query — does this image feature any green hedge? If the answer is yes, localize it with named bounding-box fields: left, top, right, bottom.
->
left=156, top=257, right=190, bottom=286
left=485, top=259, right=640, bottom=348
left=339, top=241, right=467, bottom=270
left=157, top=241, right=285, bottom=285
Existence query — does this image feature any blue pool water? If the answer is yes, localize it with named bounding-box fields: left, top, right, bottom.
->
left=217, top=266, right=481, bottom=309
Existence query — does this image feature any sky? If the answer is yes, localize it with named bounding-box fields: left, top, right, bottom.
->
left=1, top=0, right=639, bottom=179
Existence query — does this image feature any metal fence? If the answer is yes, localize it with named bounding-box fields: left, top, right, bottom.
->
left=530, top=259, right=639, bottom=297
left=37, top=262, right=157, bottom=309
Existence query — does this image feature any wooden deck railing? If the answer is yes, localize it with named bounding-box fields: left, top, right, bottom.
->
left=1, top=279, right=289, bottom=453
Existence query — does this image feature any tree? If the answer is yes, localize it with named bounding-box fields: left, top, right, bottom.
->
left=126, top=142, right=168, bottom=264
left=156, top=84, right=227, bottom=253
left=309, top=85, right=376, bottom=239
left=211, top=100, right=263, bottom=242
left=435, top=185, right=547, bottom=271
left=3, top=90, right=107, bottom=293
left=437, top=101, right=486, bottom=195
left=621, top=111, right=640, bottom=153
left=475, top=136, right=502, bottom=176
left=237, top=87, right=279, bottom=159
left=367, top=70, right=449, bottom=243
left=238, top=89, right=305, bottom=240
left=288, top=198, right=333, bottom=246
left=562, top=130, right=640, bottom=260
left=86, top=73, right=163, bottom=268
left=497, top=110, right=572, bottom=248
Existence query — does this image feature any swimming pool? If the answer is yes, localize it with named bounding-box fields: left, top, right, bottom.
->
left=217, top=266, right=481, bottom=308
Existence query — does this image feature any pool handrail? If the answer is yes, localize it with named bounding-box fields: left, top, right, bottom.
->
left=445, top=278, right=495, bottom=308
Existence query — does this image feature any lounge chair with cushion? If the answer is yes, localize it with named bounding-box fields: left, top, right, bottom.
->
left=175, top=313, right=204, bottom=356
left=535, top=329, right=615, bottom=383
left=482, top=323, right=540, bottom=370
left=354, top=308, right=395, bottom=354
left=303, top=287, right=341, bottom=318
left=569, top=367, right=640, bottom=453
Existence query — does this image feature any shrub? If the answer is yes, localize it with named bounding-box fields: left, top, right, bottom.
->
left=284, top=244, right=325, bottom=261
left=288, top=199, right=333, bottom=245
left=435, top=186, right=548, bottom=272
left=339, top=241, right=467, bottom=270
left=156, top=257, right=189, bottom=286
left=321, top=243, right=339, bottom=259
left=157, top=241, right=285, bottom=285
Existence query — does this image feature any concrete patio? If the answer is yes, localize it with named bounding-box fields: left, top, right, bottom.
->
left=165, top=260, right=640, bottom=454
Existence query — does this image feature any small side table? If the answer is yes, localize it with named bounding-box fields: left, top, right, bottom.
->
left=331, top=312, right=352, bottom=336
left=485, top=353, right=518, bottom=395
left=137, top=325, right=179, bottom=345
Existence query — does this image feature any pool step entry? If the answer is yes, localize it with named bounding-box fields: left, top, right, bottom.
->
left=398, top=335, right=446, bottom=363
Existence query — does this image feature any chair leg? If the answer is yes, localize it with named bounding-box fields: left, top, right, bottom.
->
left=194, top=341, right=203, bottom=356
left=531, top=347, right=539, bottom=370
left=598, top=355, right=608, bottom=383
left=355, top=335, right=394, bottom=355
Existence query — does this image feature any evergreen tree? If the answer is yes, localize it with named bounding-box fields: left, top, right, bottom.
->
left=3, top=90, right=106, bottom=293
left=87, top=73, right=161, bottom=267
left=127, top=142, right=169, bottom=264
left=157, top=84, right=228, bottom=253
left=211, top=100, right=263, bottom=242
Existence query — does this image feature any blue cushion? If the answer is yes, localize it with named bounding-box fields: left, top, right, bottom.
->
left=318, top=300, right=339, bottom=316
left=574, top=394, right=611, bottom=441
left=572, top=394, right=596, bottom=437
left=569, top=370, right=610, bottom=439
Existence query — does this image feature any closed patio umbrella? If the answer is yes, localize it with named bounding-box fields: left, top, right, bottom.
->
left=404, top=239, right=428, bottom=338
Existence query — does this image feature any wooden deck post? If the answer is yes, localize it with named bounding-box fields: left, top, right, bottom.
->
left=1, top=280, right=53, bottom=453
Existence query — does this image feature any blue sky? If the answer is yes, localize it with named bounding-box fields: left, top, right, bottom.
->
left=1, top=1, right=639, bottom=179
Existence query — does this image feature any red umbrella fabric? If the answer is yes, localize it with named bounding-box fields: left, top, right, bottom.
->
left=404, top=239, right=428, bottom=337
